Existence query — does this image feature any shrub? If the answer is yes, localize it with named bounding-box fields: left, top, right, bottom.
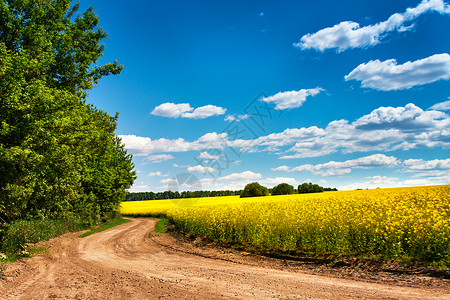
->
left=240, top=182, right=269, bottom=198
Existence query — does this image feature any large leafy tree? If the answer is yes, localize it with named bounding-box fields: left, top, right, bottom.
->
left=0, top=0, right=135, bottom=223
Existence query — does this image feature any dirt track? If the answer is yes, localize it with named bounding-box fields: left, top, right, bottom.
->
left=1, top=218, right=449, bottom=299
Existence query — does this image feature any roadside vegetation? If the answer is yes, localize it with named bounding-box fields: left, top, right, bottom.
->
left=0, top=1, right=135, bottom=262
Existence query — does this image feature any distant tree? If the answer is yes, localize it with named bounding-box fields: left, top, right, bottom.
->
left=271, top=183, right=295, bottom=195
left=298, top=182, right=324, bottom=194
left=240, top=182, right=269, bottom=198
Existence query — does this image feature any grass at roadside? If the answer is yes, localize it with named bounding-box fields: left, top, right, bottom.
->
left=79, top=217, right=131, bottom=238
left=154, top=218, right=170, bottom=233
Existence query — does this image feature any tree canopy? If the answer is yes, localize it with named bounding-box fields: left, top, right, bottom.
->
left=0, top=0, right=135, bottom=224
left=240, top=182, right=269, bottom=198
left=271, top=183, right=295, bottom=195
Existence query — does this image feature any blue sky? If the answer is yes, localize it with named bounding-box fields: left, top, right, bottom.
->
left=80, top=0, right=450, bottom=192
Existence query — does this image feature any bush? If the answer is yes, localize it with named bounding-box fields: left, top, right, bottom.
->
left=1, top=218, right=87, bottom=254
left=272, top=183, right=295, bottom=195
left=240, top=182, right=269, bottom=198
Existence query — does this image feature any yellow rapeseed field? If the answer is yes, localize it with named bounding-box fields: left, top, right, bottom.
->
left=121, top=185, right=450, bottom=261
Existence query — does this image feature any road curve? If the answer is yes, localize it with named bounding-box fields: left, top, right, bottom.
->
left=1, top=218, right=449, bottom=299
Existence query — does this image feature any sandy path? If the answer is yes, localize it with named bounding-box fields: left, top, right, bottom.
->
left=1, top=218, right=449, bottom=299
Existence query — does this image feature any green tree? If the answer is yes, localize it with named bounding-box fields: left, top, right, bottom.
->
left=298, top=182, right=324, bottom=194
left=240, top=182, right=269, bottom=198
left=271, top=183, right=295, bottom=195
left=0, top=1, right=135, bottom=223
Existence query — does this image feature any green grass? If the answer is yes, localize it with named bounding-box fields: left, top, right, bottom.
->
left=154, top=218, right=170, bottom=233
left=79, top=217, right=131, bottom=238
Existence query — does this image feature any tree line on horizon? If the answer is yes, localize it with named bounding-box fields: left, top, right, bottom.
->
left=125, top=182, right=337, bottom=201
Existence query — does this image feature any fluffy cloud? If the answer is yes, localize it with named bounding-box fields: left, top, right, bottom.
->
left=261, top=88, right=324, bottom=110
left=219, top=171, right=262, bottom=181
left=430, top=99, right=450, bottom=111
left=118, top=132, right=227, bottom=156
left=151, top=102, right=226, bottom=119
left=143, top=154, right=175, bottom=163
left=182, top=105, right=226, bottom=119
left=339, top=176, right=400, bottom=190
left=403, top=158, right=450, bottom=177
left=187, top=165, right=216, bottom=173
left=199, top=151, right=220, bottom=160
left=345, top=54, right=450, bottom=91
left=151, top=103, right=193, bottom=118
left=147, top=171, right=168, bottom=177
left=295, top=0, right=450, bottom=52
left=274, top=154, right=400, bottom=176
left=120, top=103, right=450, bottom=160
left=225, top=114, right=250, bottom=122
left=260, top=177, right=298, bottom=187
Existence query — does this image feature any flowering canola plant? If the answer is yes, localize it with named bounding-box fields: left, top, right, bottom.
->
left=121, top=185, right=450, bottom=261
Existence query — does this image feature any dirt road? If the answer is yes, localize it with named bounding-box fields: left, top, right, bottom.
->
left=1, top=218, right=449, bottom=299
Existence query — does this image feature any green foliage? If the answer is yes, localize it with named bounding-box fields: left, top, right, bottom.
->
left=271, top=183, right=295, bottom=195
left=298, top=182, right=324, bottom=194
left=0, top=1, right=135, bottom=230
left=1, top=217, right=87, bottom=254
left=154, top=218, right=170, bottom=233
left=240, top=182, right=269, bottom=198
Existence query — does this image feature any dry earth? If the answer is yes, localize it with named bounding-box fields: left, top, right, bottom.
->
left=1, top=218, right=449, bottom=299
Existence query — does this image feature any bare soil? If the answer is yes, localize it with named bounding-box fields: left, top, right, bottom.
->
left=1, top=218, right=449, bottom=299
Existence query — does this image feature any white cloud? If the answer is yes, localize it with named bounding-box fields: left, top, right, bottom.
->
left=295, top=0, right=450, bottom=52
left=219, top=171, right=262, bottom=181
left=275, top=154, right=400, bottom=176
left=345, top=54, right=450, bottom=91
left=225, top=114, right=250, bottom=122
left=430, top=99, right=450, bottom=111
left=339, top=176, right=399, bottom=190
left=261, top=88, right=324, bottom=110
left=187, top=165, right=216, bottom=173
left=151, top=102, right=193, bottom=118
left=260, top=177, right=298, bottom=188
left=118, top=132, right=227, bottom=156
left=128, top=184, right=150, bottom=192
left=199, top=151, right=220, bottom=160
left=182, top=105, right=226, bottom=119
left=147, top=171, right=168, bottom=177
left=120, top=103, right=450, bottom=160
left=151, top=102, right=226, bottom=119
left=403, top=158, right=450, bottom=177
left=143, top=154, right=175, bottom=163
left=353, top=103, right=449, bottom=130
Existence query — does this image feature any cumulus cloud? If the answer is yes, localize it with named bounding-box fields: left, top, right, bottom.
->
left=295, top=0, right=450, bottom=52
left=260, top=177, right=299, bottom=187
left=403, top=158, right=450, bottom=177
left=120, top=103, right=450, bottom=160
left=199, top=151, right=220, bottom=160
left=225, top=114, right=250, bottom=122
left=182, top=105, right=226, bottom=119
left=274, top=154, right=400, bottom=176
left=260, top=88, right=324, bottom=110
left=151, top=103, right=193, bottom=118
left=187, top=165, right=216, bottom=173
left=430, top=99, right=450, bottom=111
left=118, top=132, right=227, bottom=156
left=339, top=176, right=400, bottom=190
left=219, top=171, right=262, bottom=181
left=143, top=154, right=175, bottom=163
left=151, top=102, right=226, bottom=119
left=345, top=53, right=450, bottom=91
left=147, top=171, right=168, bottom=177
